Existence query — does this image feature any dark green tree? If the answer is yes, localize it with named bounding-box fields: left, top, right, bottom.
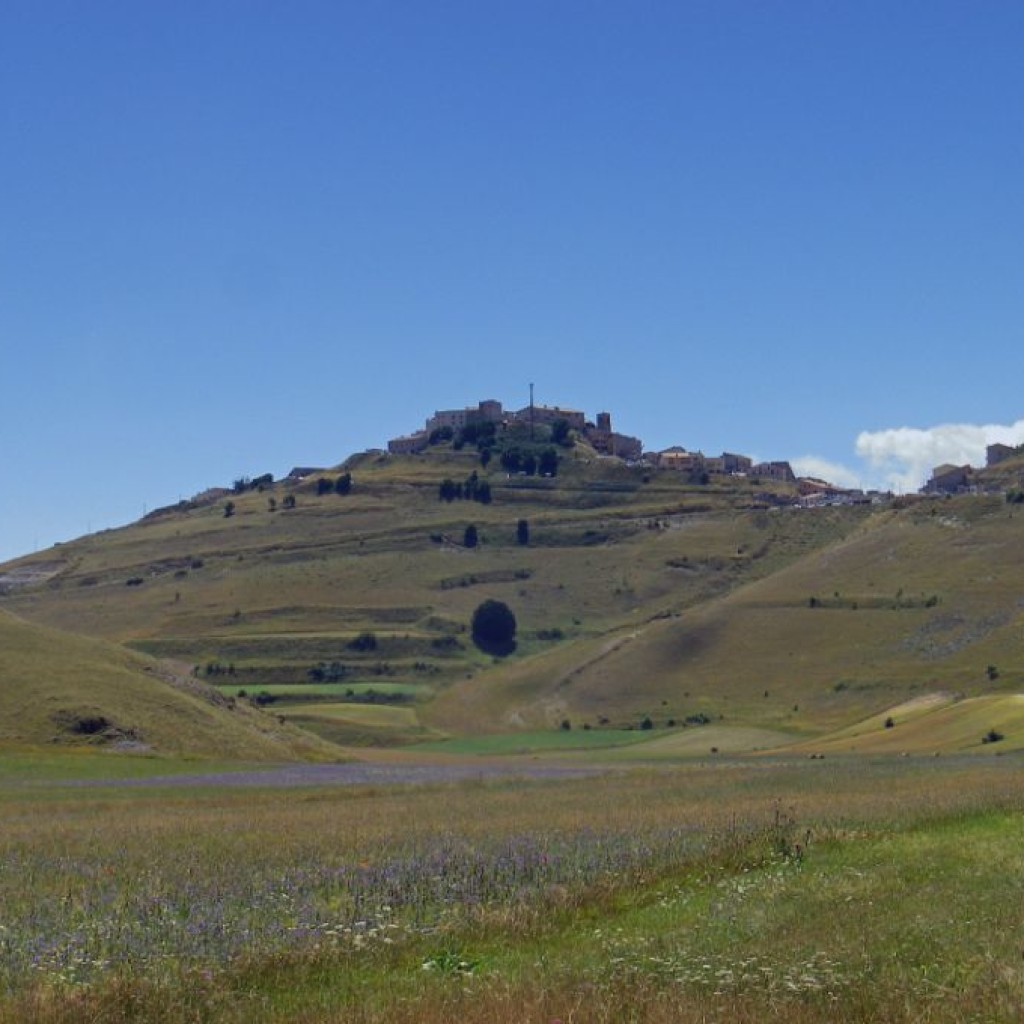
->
left=317, top=477, right=333, bottom=495
left=464, top=524, right=479, bottom=548
left=223, top=501, right=236, bottom=518
left=335, top=472, right=352, bottom=495
left=500, top=447, right=521, bottom=473
left=516, top=519, right=529, bottom=545
left=551, top=418, right=572, bottom=446
left=539, top=448, right=559, bottom=476
left=470, top=599, right=517, bottom=656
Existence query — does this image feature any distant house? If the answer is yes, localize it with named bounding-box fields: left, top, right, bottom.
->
left=721, top=452, right=753, bottom=475
left=586, top=412, right=642, bottom=459
left=925, top=463, right=972, bottom=494
left=658, top=447, right=704, bottom=472
left=751, top=461, right=796, bottom=483
left=987, top=443, right=1017, bottom=467
left=426, top=399, right=504, bottom=434
left=510, top=404, right=586, bottom=430
left=387, top=431, right=429, bottom=455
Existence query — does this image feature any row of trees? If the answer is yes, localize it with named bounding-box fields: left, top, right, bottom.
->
left=441, top=519, right=529, bottom=548
left=500, top=445, right=559, bottom=476
left=439, top=471, right=491, bottom=504
left=425, top=418, right=563, bottom=476
left=316, top=473, right=352, bottom=496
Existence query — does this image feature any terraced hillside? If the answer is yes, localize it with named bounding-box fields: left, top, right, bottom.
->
left=2, top=447, right=1022, bottom=752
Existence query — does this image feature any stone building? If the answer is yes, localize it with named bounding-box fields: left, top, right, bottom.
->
left=987, top=443, right=1018, bottom=467
left=924, top=464, right=972, bottom=494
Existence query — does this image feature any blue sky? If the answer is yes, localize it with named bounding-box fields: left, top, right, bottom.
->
left=2, top=1, right=1023, bottom=563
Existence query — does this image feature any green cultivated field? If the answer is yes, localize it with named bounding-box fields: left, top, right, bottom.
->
left=1, top=754, right=1023, bottom=1023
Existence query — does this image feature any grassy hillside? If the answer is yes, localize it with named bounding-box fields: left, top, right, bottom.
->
left=0, top=610, right=338, bottom=759
left=436, top=494, right=1024, bottom=742
left=2, top=448, right=1022, bottom=751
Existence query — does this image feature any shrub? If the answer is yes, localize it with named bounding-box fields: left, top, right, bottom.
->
left=463, top=525, right=478, bottom=548
left=471, top=599, right=516, bottom=656
left=348, top=632, right=378, bottom=652
left=982, top=729, right=1004, bottom=744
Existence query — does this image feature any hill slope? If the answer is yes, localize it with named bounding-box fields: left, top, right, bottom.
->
left=0, top=610, right=338, bottom=759
left=429, top=494, right=1024, bottom=740
left=2, top=450, right=1022, bottom=751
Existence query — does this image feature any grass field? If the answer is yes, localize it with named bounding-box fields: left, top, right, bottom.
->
left=2, top=753, right=1024, bottom=1022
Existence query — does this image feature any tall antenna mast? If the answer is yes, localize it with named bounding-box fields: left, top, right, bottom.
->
left=529, top=382, right=535, bottom=441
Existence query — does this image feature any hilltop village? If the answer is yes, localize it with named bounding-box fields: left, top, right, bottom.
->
left=389, top=398, right=1024, bottom=503
left=388, top=396, right=815, bottom=488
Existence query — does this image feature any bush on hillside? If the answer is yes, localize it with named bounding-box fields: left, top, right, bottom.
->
left=471, top=599, right=516, bottom=656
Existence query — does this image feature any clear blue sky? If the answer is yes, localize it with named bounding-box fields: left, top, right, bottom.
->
left=3, top=1, right=1023, bottom=563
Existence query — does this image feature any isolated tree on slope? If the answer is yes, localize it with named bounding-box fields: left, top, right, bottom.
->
left=471, top=599, right=516, bottom=656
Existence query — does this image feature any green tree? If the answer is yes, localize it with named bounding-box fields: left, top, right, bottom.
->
left=223, top=501, right=236, bottom=518
left=335, top=472, right=352, bottom=495
left=551, top=418, right=572, bottom=446
left=539, top=448, right=559, bottom=476
left=464, top=524, right=479, bottom=548
left=316, top=477, right=333, bottom=496
left=471, top=599, right=517, bottom=656
left=516, top=519, right=529, bottom=545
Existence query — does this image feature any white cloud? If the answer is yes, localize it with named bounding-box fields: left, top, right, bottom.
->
left=790, top=455, right=862, bottom=489
left=791, top=418, right=1024, bottom=494
left=854, top=419, right=1024, bottom=493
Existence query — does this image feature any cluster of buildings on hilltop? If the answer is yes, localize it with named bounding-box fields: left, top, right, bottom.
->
left=387, top=396, right=804, bottom=485
left=644, top=447, right=796, bottom=482
left=922, top=442, right=1024, bottom=495
left=387, top=398, right=643, bottom=460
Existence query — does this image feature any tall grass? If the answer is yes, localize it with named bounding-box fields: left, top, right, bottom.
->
left=3, top=755, right=1024, bottom=1022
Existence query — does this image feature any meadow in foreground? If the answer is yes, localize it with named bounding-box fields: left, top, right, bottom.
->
left=2, top=753, right=1023, bottom=1022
